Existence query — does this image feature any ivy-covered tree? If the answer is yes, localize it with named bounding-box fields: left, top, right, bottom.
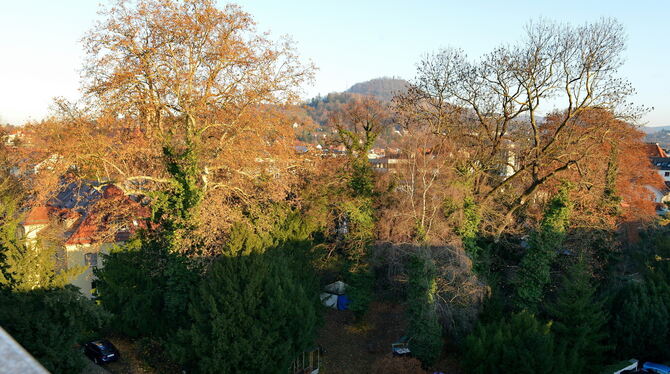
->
left=546, top=260, right=609, bottom=373
left=94, top=143, right=204, bottom=339
left=406, top=253, right=443, bottom=367
left=601, top=145, right=622, bottom=215
left=463, top=311, right=563, bottom=374
left=340, top=161, right=377, bottom=319
left=515, top=185, right=572, bottom=312
left=172, top=248, right=320, bottom=374
left=149, top=144, right=205, bottom=250
left=327, top=96, right=387, bottom=319
left=456, top=196, right=484, bottom=270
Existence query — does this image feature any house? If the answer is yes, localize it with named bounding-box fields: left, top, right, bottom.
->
left=499, top=141, right=518, bottom=178
left=367, top=148, right=386, bottom=160
left=646, top=143, right=670, bottom=206
left=19, top=181, right=148, bottom=297
left=19, top=206, right=50, bottom=241
left=651, top=157, right=670, bottom=185
left=370, top=149, right=407, bottom=172
left=370, top=148, right=443, bottom=173
left=646, top=142, right=668, bottom=158
left=3, top=130, right=25, bottom=147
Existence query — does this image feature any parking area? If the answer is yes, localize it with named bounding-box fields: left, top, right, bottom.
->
left=80, top=337, right=156, bottom=374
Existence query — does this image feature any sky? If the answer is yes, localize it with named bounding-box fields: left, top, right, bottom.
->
left=1, top=0, right=668, bottom=126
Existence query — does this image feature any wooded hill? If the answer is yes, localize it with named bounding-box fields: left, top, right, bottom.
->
left=345, top=77, right=409, bottom=102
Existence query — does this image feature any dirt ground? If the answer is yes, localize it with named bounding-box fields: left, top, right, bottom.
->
left=317, top=302, right=405, bottom=374
left=81, top=337, right=157, bottom=374
left=316, top=301, right=406, bottom=373
left=81, top=302, right=463, bottom=374
left=81, top=360, right=111, bottom=374
left=315, top=301, right=464, bottom=374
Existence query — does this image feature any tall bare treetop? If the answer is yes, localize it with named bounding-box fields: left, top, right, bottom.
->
left=398, top=18, right=643, bottom=236
left=82, top=0, right=315, bottom=141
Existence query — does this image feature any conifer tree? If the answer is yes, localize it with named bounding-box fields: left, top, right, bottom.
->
left=346, top=264, right=374, bottom=318
left=463, top=311, right=561, bottom=374
left=0, top=238, right=62, bottom=290
left=94, top=237, right=199, bottom=338
left=0, top=287, right=110, bottom=374
left=173, top=249, right=319, bottom=374
left=607, top=227, right=670, bottom=361
left=0, top=170, right=109, bottom=374
left=546, top=260, right=609, bottom=373
left=0, top=174, right=83, bottom=290
left=0, top=235, right=82, bottom=291
left=610, top=274, right=670, bottom=360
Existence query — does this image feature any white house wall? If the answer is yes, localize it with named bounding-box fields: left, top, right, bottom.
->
left=18, top=224, right=47, bottom=241
left=646, top=185, right=668, bottom=204
left=657, top=169, right=670, bottom=182
left=65, top=242, right=117, bottom=298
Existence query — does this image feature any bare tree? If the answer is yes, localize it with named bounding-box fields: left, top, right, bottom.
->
left=22, top=0, right=315, bottom=250
left=82, top=0, right=313, bottom=142
left=399, top=18, right=641, bottom=236
left=328, top=95, right=389, bottom=158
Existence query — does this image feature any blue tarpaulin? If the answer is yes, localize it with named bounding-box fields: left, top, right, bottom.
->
left=337, top=295, right=350, bottom=310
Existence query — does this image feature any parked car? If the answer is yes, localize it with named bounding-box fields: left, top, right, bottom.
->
left=642, top=362, right=670, bottom=374
left=617, top=361, right=670, bottom=374
left=83, top=339, right=120, bottom=365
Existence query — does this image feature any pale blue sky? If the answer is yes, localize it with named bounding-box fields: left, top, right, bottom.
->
left=1, top=0, right=668, bottom=125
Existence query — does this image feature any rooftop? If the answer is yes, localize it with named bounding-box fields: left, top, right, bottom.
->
left=0, top=326, right=49, bottom=374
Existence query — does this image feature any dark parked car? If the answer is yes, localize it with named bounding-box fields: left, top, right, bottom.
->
left=83, top=339, right=120, bottom=365
left=642, top=362, right=670, bottom=374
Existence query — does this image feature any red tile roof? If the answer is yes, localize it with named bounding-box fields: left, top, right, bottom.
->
left=22, top=206, right=50, bottom=225
left=17, top=183, right=147, bottom=246
left=645, top=143, right=668, bottom=158
left=102, top=184, right=124, bottom=199
left=64, top=184, right=150, bottom=246
left=64, top=215, right=98, bottom=245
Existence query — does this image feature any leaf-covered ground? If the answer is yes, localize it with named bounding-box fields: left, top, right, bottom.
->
left=316, top=301, right=407, bottom=373
left=80, top=336, right=155, bottom=374
left=316, top=301, right=465, bottom=373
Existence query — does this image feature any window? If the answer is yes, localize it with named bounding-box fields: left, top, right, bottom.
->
left=91, top=279, right=99, bottom=298
left=84, top=252, right=98, bottom=268
left=665, top=172, right=670, bottom=177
